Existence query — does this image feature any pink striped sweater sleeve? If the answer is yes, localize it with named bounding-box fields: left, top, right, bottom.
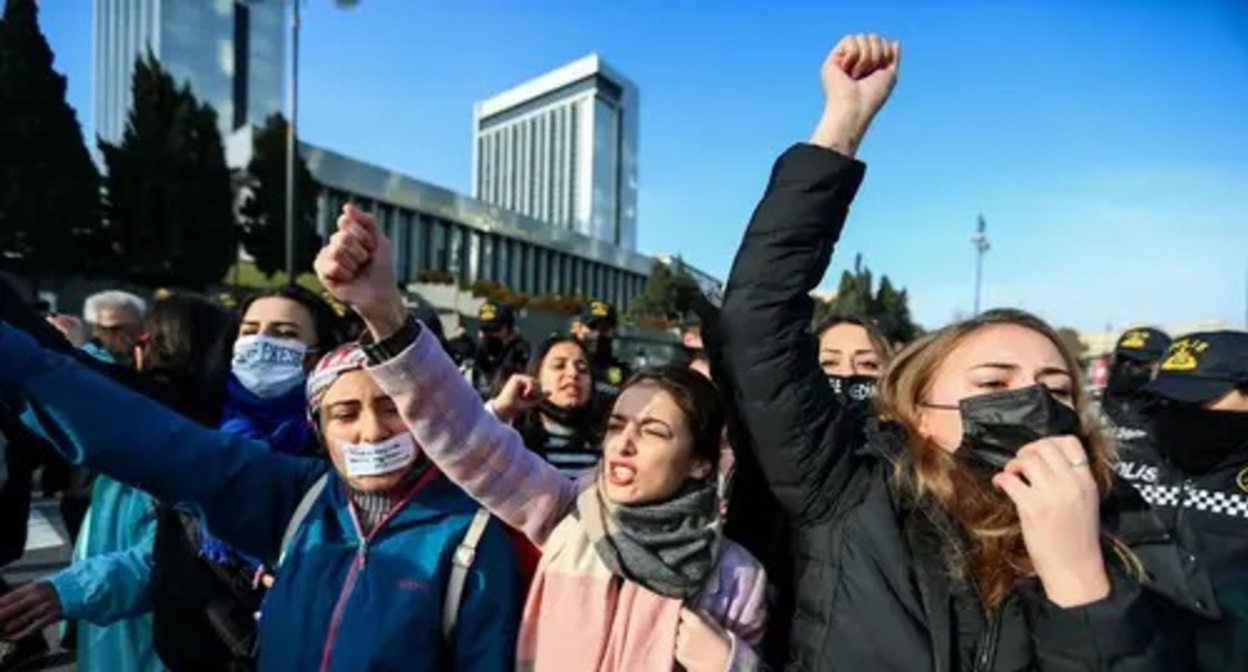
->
left=367, top=324, right=579, bottom=547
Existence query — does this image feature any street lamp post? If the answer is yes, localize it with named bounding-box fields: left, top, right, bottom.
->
left=283, top=0, right=301, bottom=282
left=972, top=214, right=990, bottom=316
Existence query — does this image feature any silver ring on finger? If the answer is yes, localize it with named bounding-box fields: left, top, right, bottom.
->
left=1069, top=458, right=1090, bottom=469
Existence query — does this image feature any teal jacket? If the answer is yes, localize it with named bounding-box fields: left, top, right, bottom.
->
left=47, top=476, right=164, bottom=672
left=0, top=324, right=522, bottom=671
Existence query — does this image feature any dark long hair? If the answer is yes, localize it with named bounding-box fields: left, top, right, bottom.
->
left=235, top=284, right=346, bottom=352
left=138, top=294, right=235, bottom=426
left=814, top=313, right=895, bottom=362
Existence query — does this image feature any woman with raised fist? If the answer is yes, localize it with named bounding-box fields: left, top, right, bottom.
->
left=717, top=33, right=1213, bottom=670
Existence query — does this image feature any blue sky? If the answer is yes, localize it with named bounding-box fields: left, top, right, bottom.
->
left=37, top=0, right=1248, bottom=332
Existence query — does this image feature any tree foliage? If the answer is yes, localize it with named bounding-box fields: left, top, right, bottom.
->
left=100, top=53, right=237, bottom=289
left=815, top=254, right=922, bottom=345
left=630, top=258, right=702, bottom=322
left=0, top=0, right=102, bottom=280
left=239, top=113, right=322, bottom=277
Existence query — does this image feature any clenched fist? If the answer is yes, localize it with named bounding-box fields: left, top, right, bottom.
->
left=811, top=33, right=901, bottom=157
left=488, top=374, right=545, bottom=423
left=313, top=204, right=407, bottom=340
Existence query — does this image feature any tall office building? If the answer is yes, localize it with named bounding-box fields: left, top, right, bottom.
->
left=473, top=54, right=639, bottom=251
left=94, top=0, right=285, bottom=146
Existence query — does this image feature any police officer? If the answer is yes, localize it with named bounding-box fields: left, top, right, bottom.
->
left=573, top=300, right=631, bottom=425
left=466, top=301, right=530, bottom=398
left=1115, top=330, right=1248, bottom=670
left=1102, top=327, right=1171, bottom=444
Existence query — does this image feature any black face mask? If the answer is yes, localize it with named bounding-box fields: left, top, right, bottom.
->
left=538, top=398, right=593, bottom=430
left=477, top=335, right=504, bottom=363
left=1154, top=403, right=1248, bottom=474
left=827, top=374, right=878, bottom=409
left=583, top=334, right=613, bottom=362
left=1105, top=360, right=1153, bottom=399
left=934, top=385, right=1083, bottom=470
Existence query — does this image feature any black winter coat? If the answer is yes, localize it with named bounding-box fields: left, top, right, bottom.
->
left=718, top=144, right=1217, bottom=671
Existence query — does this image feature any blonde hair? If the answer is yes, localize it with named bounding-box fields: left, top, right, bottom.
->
left=875, top=308, right=1135, bottom=609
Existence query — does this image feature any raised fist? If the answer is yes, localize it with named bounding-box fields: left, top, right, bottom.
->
left=314, top=204, right=405, bottom=336
left=811, top=33, right=901, bottom=156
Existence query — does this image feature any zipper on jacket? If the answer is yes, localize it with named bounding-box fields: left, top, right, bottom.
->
left=315, top=475, right=433, bottom=671
left=974, top=608, right=1002, bottom=672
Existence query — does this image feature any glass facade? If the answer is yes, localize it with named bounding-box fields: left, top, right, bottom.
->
left=473, top=57, right=638, bottom=251
left=94, top=0, right=285, bottom=146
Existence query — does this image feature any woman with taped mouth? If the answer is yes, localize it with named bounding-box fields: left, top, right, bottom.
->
left=0, top=322, right=523, bottom=670
left=314, top=203, right=768, bottom=671
left=716, top=33, right=1214, bottom=670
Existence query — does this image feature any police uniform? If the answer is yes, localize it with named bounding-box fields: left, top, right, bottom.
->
left=1114, top=331, right=1248, bottom=670
left=1102, top=327, right=1170, bottom=445
left=464, top=301, right=530, bottom=399
left=578, top=301, right=631, bottom=426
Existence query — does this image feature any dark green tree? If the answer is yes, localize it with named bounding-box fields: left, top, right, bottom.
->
left=100, top=53, right=237, bottom=289
left=239, top=113, right=322, bottom=277
left=631, top=258, right=701, bottom=321
left=815, top=254, right=922, bottom=345
left=0, top=0, right=102, bottom=280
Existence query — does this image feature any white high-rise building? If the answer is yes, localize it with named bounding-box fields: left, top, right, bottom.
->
left=94, top=0, right=285, bottom=146
left=473, top=54, right=639, bottom=251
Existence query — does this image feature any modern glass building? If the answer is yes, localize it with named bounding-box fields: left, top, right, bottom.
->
left=473, top=54, right=639, bottom=251
left=300, top=142, right=652, bottom=311
left=93, top=0, right=285, bottom=145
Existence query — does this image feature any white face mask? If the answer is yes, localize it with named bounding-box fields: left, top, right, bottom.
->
left=340, top=433, right=417, bottom=478
left=232, top=335, right=309, bottom=399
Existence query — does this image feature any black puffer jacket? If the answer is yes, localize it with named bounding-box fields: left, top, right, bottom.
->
left=719, top=144, right=1217, bottom=671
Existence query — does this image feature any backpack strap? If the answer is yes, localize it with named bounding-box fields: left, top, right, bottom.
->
left=442, top=508, right=491, bottom=639
left=277, top=473, right=330, bottom=568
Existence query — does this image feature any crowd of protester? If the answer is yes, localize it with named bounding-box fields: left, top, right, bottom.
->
left=1, top=34, right=1246, bottom=671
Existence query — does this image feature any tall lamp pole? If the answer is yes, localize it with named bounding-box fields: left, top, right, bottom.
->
left=283, top=0, right=302, bottom=282
left=972, top=214, right=990, bottom=316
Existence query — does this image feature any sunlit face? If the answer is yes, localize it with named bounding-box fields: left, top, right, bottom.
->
left=94, top=306, right=143, bottom=361
left=539, top=341, right=591, bottom=408
left=918, top=324, right=1076, bottom=452
left=602, top=382, right=711, bottom=505
left=819, top=324, right=882, bottom=377
left=240, top=297, right=319, bottom=368
left=319, top=370, right=412, bottom=493
left=1208, top=388, right=1248, bottom=412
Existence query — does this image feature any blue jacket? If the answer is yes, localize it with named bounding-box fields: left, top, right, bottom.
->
left=47, top=476, right=164, bottom=672
left=0, top=324, right=522, bottom=671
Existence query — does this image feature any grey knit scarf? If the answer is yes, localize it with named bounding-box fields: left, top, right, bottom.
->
left=348, top=458, right=431, bottom=535
left=577, top=473, right=722, bottom=600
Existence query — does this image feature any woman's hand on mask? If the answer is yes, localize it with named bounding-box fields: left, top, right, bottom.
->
left=489, top=374, right=544, bottom=424
left=992, top=436, right=1110, bottom=608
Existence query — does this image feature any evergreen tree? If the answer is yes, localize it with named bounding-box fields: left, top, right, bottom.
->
left=631, top=258, right=702, bottom=320
left=239, top=113, right=322, bottom=277
left=0, top=0, right=102, bottom=280
left=100, top=53, right=237, bottom=289
left=816, top=255, right=922, bottom=345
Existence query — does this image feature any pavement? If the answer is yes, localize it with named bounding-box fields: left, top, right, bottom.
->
left=2, top=499, right=76, bottom=671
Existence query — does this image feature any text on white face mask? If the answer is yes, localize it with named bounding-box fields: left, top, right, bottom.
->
left=340, top=433, right=417, bottom=477
left=231, top=335, right=309, bottom=399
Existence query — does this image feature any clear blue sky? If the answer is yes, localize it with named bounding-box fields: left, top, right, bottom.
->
left=37, top=0, right=1248, bottom=332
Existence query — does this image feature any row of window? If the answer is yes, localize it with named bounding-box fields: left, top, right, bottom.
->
left=477, top=100, right=583, bottom=231
left=318, top=189, right=646, bottom=310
